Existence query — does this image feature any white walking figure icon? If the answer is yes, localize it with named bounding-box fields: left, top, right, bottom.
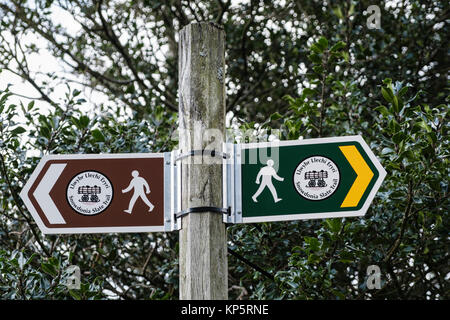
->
left=252, top=159, right=284, bottom=203
left=122, top=170, right=154, bottom=214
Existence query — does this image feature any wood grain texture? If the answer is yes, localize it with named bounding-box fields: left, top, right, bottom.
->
left=178, top=22, right=228, bottom=300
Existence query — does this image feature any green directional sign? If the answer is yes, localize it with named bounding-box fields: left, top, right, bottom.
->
left=231, top=135, right=386, bottom=223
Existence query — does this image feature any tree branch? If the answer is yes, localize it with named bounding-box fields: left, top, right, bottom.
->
left=0, top=153, right=50, bottom=257
left=383, top=181, right=414, bottom=263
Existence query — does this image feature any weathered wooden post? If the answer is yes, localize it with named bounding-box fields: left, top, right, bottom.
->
left=178, top=22, right=228, bottom=299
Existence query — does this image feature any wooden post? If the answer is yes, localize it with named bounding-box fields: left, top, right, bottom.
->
left=178, top=23, right=228, bottom=299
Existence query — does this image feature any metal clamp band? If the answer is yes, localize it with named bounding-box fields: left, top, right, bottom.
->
left=175, top=149, right=230, bottom=162
left=175, top=206, right=231, bottom=219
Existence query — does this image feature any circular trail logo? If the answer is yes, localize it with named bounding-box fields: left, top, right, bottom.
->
left=293, top=156, right=340, bottom=201
left=66, top=171, right=113, bottom=216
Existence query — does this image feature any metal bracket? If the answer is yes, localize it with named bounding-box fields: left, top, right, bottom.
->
left=168, top=145, right=237, bottom=230
left=169, top=150, right=181, bottom=231
left=175, top=149, right=230, bottom=162
left=175, top=206, right=230, bottom=219
left=223, top=143, right=241, bottom=224
left=163, top=152, right=173, bottom=231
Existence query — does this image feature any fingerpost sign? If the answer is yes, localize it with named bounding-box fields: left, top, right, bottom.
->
left=20, top=153, right=176, bottom=234
left=226, top=135, right=386, bottom=223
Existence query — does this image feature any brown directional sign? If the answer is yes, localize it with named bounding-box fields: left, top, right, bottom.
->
left=20, top=153, right=174, bottom=234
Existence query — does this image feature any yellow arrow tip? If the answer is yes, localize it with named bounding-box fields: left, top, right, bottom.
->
left=339, top=145, right=374, bottom=208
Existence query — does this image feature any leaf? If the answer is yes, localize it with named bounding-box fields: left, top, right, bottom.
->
left=325, top=218, right=342, bottom=233
left=24, top=253, right=37, bottom=268
left=407, top=90, right=425, bottom=103
left=287, top=281, right=299, bottom=289
left=27, top=101, right=35, bottom=111
left=79, top=115, right=90, bottom=129
left=0, top=92, right=12, bottom=107
left=317, top=36, right=329, bottom=51
left=69, top=289, right=82, bottom=300
left=310, top=43, right=323, bottom=54
left=333, top=7, right=344, bottom=19
left=435, top=215, right=442, bottom=228
left=388, top=118, right=401, bottom=133
left=70, top=116, right=81, bottom=129
left=282, top=95, right=295, bottom=103
left=308, top=53, right=321, bottom=64
left=91, top=129, right=105, bottom=142
left=313, top=65, right=323, bottom=74
left=41, top=262, right=58, bottom=277
left=392, top=132, right=405, bottom=144
left=330, top=41, right=346, bottom=52
left=125, top=84, right=135, bottom=94
left=349, top=3, right=355, bottom=15
left=340, top=51, right=349, bottom=62
left=392, top=95, right=400, bottom=113
left=10, top=126, right=26, bottom=136
left=40, top=126, right=51, bottom=139
left=374, top=105, right=391, bottom=117
left=381, top=87, right=393, bottom=103
left=398, top=86, right=408, bottom=97
left=304, top=236, right=320, bottom=251
left=302, top=88, right=317, bottom=96
left=426, top=132, right=437, bottom=144
left=414, top=120, right=432, bottom=133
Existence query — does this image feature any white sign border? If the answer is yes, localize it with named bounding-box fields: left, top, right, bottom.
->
left=236, top=135, right=387, bottom=223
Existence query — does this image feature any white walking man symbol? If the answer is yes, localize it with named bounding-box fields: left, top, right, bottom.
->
left=252, top=159, right=284, bottom=203
left=122, top=170, right=154, bottom=214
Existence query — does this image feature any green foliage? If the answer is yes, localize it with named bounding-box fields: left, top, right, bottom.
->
left=227, top=36, right=449, bottom=300
left=0, top=88, right=179, bottom=300
left=0, top=249, right=103, bottom=299
left=0, top=0, right=448, bottom=122
left=282, top=37, right=348, bottom=138
left=0, top=0, right=448, bottom=300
